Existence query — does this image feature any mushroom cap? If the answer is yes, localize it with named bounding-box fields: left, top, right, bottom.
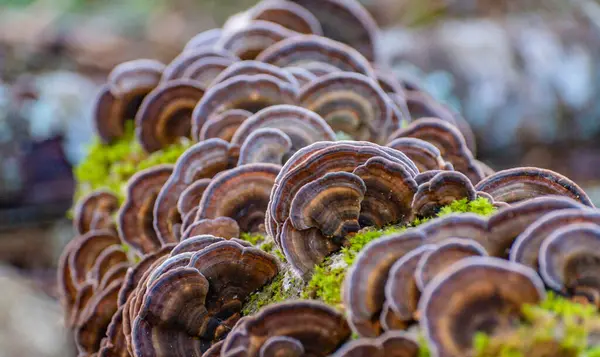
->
left=202, top=340, right=224, bottom=357
left=384, top=245, right=436, bottom=321
left=184, top=28, right=223, bottom=51
left=89, top=245, right=128, bottom=289
left=487, top=195, right=587, bottom=257
left=180, top=217, right=241, bottom=240
left=162, top=47, right=239, bottom=82
left=415, top=238, right=487, bottom=291
left=212, top=60, right=299, bottom=87
left=270, top=141, right=418, bottom=241
left=330, top=331, right=419, bottom=357
left=419, top=214, right=491, bottom=253
left=343, top=231, right=423, bottom=334
left=510, top=209, right=600, bottom=269
left=419, top=257, right=545, bottom=357
left=199, top=109, right=252, bottom=142
left=237, top=128, right=293, bottom=166
left=153, top=139, right=233, bottom=244
left=259, top=336, right=305, bottom=357
left=71, top=281, right=95, bottom=327
left=191, top=74, right=298, bottom=140
left=412, top=171, right=477, bottom=218
left=230, top=104, right=336, bottom=155
left=375, top=68, right=406, bottom=95
left=249, top=0, right=323, bottom=35
left=389, top=118, right=483, bottom=183
left=387, top=137, right=451, bottom=172
left=135, top=79, right=205, bottom=153
left=196, top=163, right=281, bottom=232
left=76, top=279, right=123, bottom=354
left=57, top=238, right=81, bottom=326
left=180, top=207, right=201, bottom=237
left=73, top=190, right=119, bottom=236
left=118, top=165, right=173, bottom=255
left=539, top=223, right=600, bottom=294
left=287, top=0, right=378, bottom=62
left=284, top=66, right=317, bottom=86
left=475, top=167, right=594, bottom=207
left=180, top=56, right=236, bottom=89
left=379, top=302, right=409, bottom=333
left=176, top=178, right=211, bottom=218
left=475, top=159, right=495, bottom=177
left=352, top=156, right=418, bottom=228
left=97, top=306, right=128, bottom=357
left=256, top=34, right=375, bottom=78
left=219, top=21, right=300, bottom=61
left=280, top=219, right=340, bottom=276
left=298, top=61, right=341, bottom=77
left=95, top=59, right=165, bottom=143
left=298, top=72, right=390, bottom=142
left=69, top=230, right=121, bottom=287
left=221, top=300, right=351, bottom=357
left=289, top=171, right=365, bottom=237
left=170, top=235, right=227, bottom=256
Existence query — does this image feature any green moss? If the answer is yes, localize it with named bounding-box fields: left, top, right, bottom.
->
left=239, top=232, right=266, bottom=246
left=474, top=293, right=600, bottom=357
left=242, top=271, right=303, bottom=316
left=438, top=197, right=496, bottom=217
left=302, top=263, right=346, bottom=307
left=73, top=122, right=193, bottom=204
left=418, top=334, right=432, bottom=357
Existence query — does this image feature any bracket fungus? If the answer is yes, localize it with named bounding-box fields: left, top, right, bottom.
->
left=389, top=118, right=483, bottom=183
left=221, top=300, right=351, bottom=357
left=118, top=165, right=173, bottom=255
left=412, top=171, right=477, bottom=218
left=237, top=128, right=293, bottom=165
left=161, top=47, right=239, bottom=82
left=220, top=21, right=300, bottom=61
left=184, top=28, right=223, bottom=51
left=196, top=163, right=281, bottom=232
left=331, top=331, right=419, bottom=357
left=180, top=217, right=241, bottom=240
left=153, top=139, right=234, bottom=244
left=132, top=241, right=279, bottom=355
left=284, top=66, right=317, bottom=86
left=539, top=223, right=600, bottom=304
left=256, top=35, right=375, bottom=78
left=135, top=79, right=204, bottom=153
left=249, top=0, right=323, bottom=35
left=180, top=56, right=236, bottom=89
left=199, top=109, right=253, bottom=142
left=420, top=257, right=545, bottom=357
left=387, top=137, right=452, bottom=173
left=299, top=72, right=391, bottom=142
left=230, top=104, right=336, bottom=156
left=95, top=59, right=165, bottom=143
left=192, top=74, right=298, bottom=140
left=288, top=0, right=378, bottom=62
left=212, top=60, right=299, bottom=87
left=74, top=190, right=119, bottom=235
left=475, top=167, right=594, bottom=207
left=176, top=178, right=211, bottom=218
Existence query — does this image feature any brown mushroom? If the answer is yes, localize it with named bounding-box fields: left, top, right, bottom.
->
left=180, top=56, right=236, bottom=89
left=69, top=230, right=121, bottom=287
left=539, top=223, right=600, bottom=304
left=184, top=28, right=223, bottom=51
left=412, top=171, right=478, bottom=218
left=287, top=0, right=378, bottom=62
left=414, top=238, right=487, bottom=291
left=249, top=0, right=323, bottom=35
left=212, top=60, right=299, bottom=87
left=343, top=231, right=423, bottom=337
left=284, top=66, right=317, bottom=86
left=420, top=257, right=545, bottom=357
left=196, top=163, right=281, bottom=232
left=74, top=190, right=119, bottom=235
left=237, top=128, right=293, bottom=165
left=221, top=300, right=351, bottom=357
left=259, top=336, right=305, bottom=357
left=177, top=178, right=211, bottom=218
left=162, top=47, right=239, bottom=82
left=95, top=59, right=165, bottom=143
left=199, top=109, right=253, bottom=142
left=89, top=245, right=128, bottom=289
left=389, top=118, right=483, bottom=183
left=220, top=21, right=299, bottom=60
left=298, top=72, right=390, bottom=142
left=387, top=137, right=452, bottom=172
left=191, top=74, right=298, bottom=140
left=230, top=104, right=336, bottom=156
left=256, top=34, right=375, bottom=78
left=135, top=79, right=205, bottom=153
left=419, top=214, right=490, bottom=252
left=180, top=217, right=241, bottom=240
left=330, top=331, right=419, bottom=357
left=352, top=156, right=418, bottom=227
left=475, top=167, right=594, bottom=207
left=97, top=306, right=128, bottom=357
left=118, top=165, right=173, bottom=255
left=153, top=139, right=233, bottom=244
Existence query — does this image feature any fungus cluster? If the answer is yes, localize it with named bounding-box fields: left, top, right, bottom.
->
left=59, top=0, right=600, bottom=356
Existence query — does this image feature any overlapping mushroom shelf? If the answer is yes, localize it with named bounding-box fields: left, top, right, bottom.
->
left=59, top=0, right=600, bottom=356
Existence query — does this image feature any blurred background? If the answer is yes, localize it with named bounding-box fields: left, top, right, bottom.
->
left=1, top=0, right=600, bottom=355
